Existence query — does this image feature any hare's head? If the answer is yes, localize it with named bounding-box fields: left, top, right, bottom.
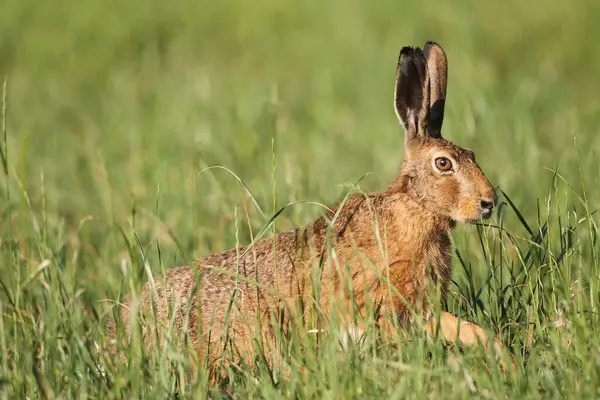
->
left=393, top=42, right=497, bottom=223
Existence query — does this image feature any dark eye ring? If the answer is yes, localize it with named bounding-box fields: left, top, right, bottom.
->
left=435, top=157, right=453, bottom=172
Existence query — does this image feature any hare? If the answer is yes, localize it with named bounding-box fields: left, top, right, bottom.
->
left=109, top=41, right=515, bottom=373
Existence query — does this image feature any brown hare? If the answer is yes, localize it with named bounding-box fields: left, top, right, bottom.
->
left=109, top=41, right=515, bottom=373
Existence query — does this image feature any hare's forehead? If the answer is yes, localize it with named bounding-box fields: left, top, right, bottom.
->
left=424, top=140, right=476, bottom=162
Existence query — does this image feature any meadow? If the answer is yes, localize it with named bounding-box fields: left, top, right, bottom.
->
left=1, top=0, right=600, bottom=398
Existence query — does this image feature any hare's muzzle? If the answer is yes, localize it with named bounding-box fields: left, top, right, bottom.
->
left=480, top=199, right=494, bottom=218
left=479, top=190, right=498, bottom=219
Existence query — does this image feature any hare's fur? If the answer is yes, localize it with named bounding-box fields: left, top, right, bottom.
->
left=109, top=41, right=514, bottom=370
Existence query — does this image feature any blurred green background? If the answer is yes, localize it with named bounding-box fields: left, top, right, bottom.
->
left=2, top=0, right=598, bottom=263
left=1, top=0, right=600, bottom=395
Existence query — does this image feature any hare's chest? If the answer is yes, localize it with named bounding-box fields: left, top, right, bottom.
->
left=423, top=233, right=453, bottom=292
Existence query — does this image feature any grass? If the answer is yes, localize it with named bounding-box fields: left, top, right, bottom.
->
left=1, top=0, right=600, bottom=397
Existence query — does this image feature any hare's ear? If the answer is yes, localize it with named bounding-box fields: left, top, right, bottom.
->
left=423, top=41, right=448, bottom=139
left=394, top=47, right=430, bottom=141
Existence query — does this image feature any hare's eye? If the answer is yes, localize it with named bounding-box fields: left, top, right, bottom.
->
left=435, top=157, right=453, bottom=172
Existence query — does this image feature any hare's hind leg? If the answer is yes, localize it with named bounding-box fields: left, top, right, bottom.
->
left=425, top=311, right=517, bottom=372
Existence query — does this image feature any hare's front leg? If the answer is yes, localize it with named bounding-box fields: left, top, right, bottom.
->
left=425, top=311, right=516, bottom=371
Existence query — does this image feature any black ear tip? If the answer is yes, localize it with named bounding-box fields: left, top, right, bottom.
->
left=400, top=46, right=415, bottom=57
left=424, top=40, right=440, bottom=47
left=400, top=46, right=426, bottom=61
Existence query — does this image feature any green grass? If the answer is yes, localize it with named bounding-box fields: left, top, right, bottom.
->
left=1, top=0, right=600, bottom=397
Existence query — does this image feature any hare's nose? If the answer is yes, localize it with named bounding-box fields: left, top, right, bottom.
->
left=480, top=199, right=495, bottom=211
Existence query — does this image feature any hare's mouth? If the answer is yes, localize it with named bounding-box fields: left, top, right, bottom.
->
left=480, top=207, right=493, bottom=219
left=478, top=198, right=495, bottom=220
left=460, top=209, right=493, bottom=224
left=455, top=199, right=495, bottom=223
